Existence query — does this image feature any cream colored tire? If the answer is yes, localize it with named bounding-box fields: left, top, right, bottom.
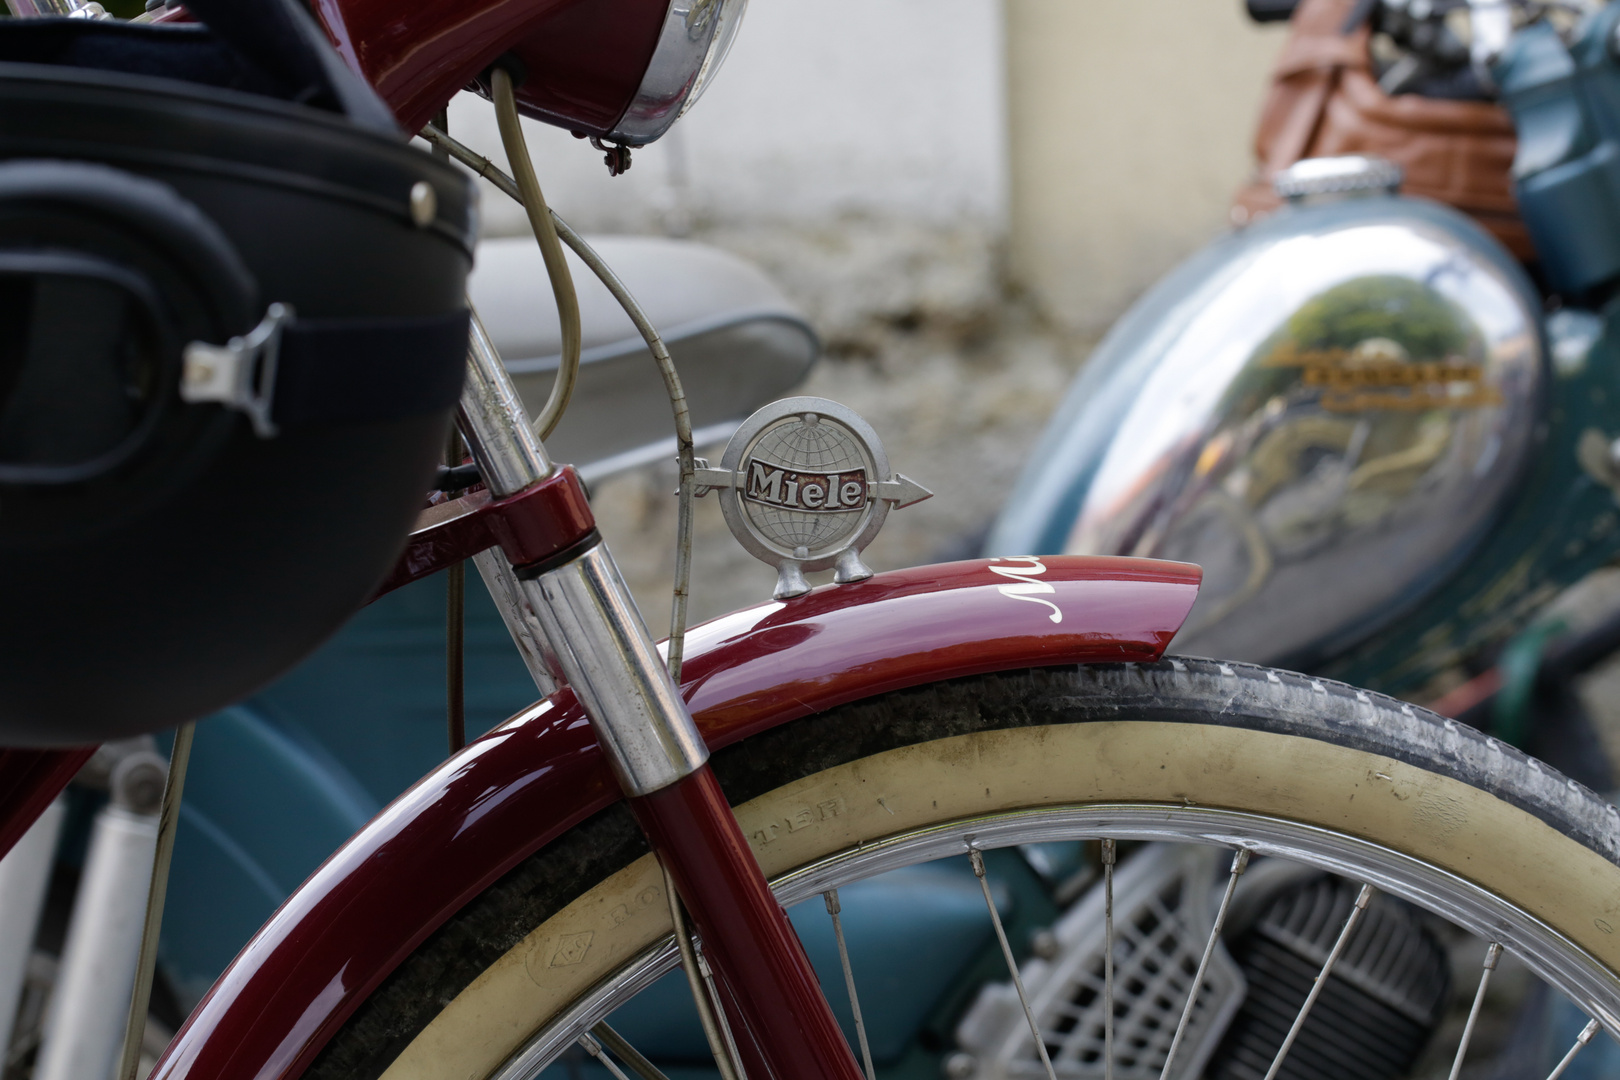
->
left=307, top=659, right=1620, bottom=1080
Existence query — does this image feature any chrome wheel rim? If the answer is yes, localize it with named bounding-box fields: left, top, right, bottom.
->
left=494, top=803, right=1620, bottom=1080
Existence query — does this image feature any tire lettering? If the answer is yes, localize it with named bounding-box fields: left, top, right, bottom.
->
left=751, top=798, right=846, bottom=846
left=549, top=932, right=594, bottom=967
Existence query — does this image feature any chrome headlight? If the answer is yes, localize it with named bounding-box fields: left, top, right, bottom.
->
left=609, top=0, right=748, bottom=145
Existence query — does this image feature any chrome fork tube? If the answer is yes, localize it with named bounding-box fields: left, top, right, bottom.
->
left=456, top=303, right=706, bottom=793
left=524, top=546, right=707, bottom=794
left=470, top=549, right=560, bottom=698
left=458, top=310, right=562, bottom=699
left=455, top=302, right=862, bottom=1080
left=459, top=310, right=551, bottom=498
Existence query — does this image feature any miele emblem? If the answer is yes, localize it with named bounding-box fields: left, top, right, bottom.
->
left=744, top=462, right=868, bottom=514
left=990, top=557, right=1062, bottom=623
left=701, top=397, right=932, bottom=601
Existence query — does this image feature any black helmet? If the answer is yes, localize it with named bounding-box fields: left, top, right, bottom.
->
left=0, top=0, right=475, bottom=743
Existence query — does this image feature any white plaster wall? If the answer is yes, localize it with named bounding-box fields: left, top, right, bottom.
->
left=446, top=0, right=1009, bottom=237
left=441, top=2, right=1287, bottom=339
left=1005, top=1, right=1288, bottom=332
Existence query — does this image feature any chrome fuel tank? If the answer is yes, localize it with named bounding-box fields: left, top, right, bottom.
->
left=989, top=193, right=1544, bottom=669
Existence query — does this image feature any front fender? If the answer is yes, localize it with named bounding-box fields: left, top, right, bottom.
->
left=155, top=556, right=1199, bottom=1080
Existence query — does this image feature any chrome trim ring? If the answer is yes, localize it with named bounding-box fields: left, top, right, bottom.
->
left=609, top=0, right=744, bottom=145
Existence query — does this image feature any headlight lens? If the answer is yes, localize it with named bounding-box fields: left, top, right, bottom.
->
left=609, top=0, right=748, bottom=145
left=680, top=0, right=747, bottom=118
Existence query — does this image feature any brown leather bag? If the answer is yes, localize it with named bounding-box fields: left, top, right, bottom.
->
left=1232, top=0, right=1534, bottom=260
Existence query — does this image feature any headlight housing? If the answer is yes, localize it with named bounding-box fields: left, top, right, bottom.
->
left=314, top=0, right=749, bottom=143
left=609, top=0, right=748, bottom=144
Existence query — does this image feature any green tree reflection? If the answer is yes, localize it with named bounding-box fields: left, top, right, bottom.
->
left=1281, top=275, right=1475, bottom=360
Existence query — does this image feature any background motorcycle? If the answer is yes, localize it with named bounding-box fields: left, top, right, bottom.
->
left=989, top=6, right=1620, bottom=1074
left=989, top=0, right=1620, bottom=778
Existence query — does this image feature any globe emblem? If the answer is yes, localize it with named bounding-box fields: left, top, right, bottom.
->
left=707, top=396, right=931, bottom=600
left=740, top=415, right=874, bottom=558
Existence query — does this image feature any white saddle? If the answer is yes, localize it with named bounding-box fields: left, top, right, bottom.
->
left=468, top=235, right=818, bottom=482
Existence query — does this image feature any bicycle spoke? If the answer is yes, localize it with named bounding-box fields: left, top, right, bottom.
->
left=1259, top=882, right=1375, bottom=1080
left=589, top=1023, right=673, bottom=1080
left=1545, top=1019, right=1602, bottom=1080
left=1102, top=838, right=1116, bottom=1080
left=1445, top=942, right=1502, bottom=1080
left=578, top=1032, right=636, bottom=1080
left=1158, top=848, right=1250, bottom=1080
left=970, top=848, right=1059, bottom=1080
left=824, top=889, right=876, bottom=1080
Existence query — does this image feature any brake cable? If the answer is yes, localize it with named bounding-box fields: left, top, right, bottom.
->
left=419, top=123, right=700, bottom=681
left=489, top=65, right=582, bottom=443
left=423, top=112, right=721, bottom=1078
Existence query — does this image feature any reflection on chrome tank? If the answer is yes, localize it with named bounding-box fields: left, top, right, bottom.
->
left=993, top=196, right=1543, bottom=669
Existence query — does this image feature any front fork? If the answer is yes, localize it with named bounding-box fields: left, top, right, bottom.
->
left=455, top=311, right=864, bottom=1080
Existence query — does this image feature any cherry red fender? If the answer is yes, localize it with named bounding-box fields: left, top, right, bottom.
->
left=152, top=556, right=1200, bottom=1080
left=0, top=748, right=96, bottom=861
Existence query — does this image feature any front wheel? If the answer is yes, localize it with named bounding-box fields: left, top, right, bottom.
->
left=308, top=660, right=1620, bottom=1080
